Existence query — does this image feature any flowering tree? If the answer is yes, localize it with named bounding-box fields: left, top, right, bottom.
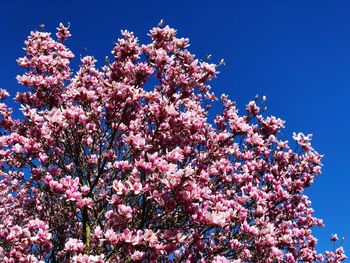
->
left=0, top=22, right=346, bottom=262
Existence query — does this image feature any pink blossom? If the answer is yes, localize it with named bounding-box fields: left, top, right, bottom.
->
left=117, top=204, right=133, bottom=220
left=331, top=234, right=339, bottom=242
left=131, top=250, right=145, bottom=261
left=65, top=238, right=85, bottom=253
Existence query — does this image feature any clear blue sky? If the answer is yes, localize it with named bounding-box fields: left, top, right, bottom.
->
left=1, top=0, right=349, bottom=255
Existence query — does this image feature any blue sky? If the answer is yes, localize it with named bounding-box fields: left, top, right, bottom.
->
left=1, top=0, right=349, bottom=255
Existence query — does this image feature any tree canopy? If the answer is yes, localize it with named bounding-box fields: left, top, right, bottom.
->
left=0, top=23, right=345, bottom=262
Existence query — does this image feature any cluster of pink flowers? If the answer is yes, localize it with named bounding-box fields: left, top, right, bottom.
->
left=0, top=22, right=346, bottom=262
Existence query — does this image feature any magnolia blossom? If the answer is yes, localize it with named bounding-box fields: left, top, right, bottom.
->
left=65, top=238, right=85, bottom=253
left=0, top=22, right=345, bottom=262
left=331, top=234, right=339, bottom=242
